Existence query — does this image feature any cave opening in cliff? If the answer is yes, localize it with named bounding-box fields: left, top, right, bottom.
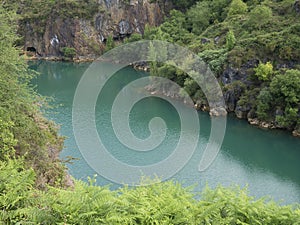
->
left=26, top=46, right=36, bottom=52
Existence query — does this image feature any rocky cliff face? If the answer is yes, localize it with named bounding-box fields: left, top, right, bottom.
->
left=20, top=0, right=165, bottom=60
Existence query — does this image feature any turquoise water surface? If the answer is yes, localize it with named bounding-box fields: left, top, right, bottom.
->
left=31, top=61, right=300, bottom=204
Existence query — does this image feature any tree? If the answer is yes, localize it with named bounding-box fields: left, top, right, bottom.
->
left=210, top=0, right=231, bottom=22
left=198, top=48, right=228, bottom=75
left=270, top=70, right=300, bottom=107
left=254, top=62, right=273, bottom=81
left=143, top=23, right=157, bottom=40
left=257, top=87, right=272, bottom=120
left=153, top=10, right=191, bottom=44
left=187, top=1, right=211, bottom=35
left=248, top=5, right=272, bottom=30
left=228, top=0, right=248, bottom=16
left=226, top=30, right=236, bottom=50
left=257, top=69, right=300, bottom=128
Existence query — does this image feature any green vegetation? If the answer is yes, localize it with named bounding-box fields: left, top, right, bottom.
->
left=124, top=33, right=143, bottom=43
left=247, top=5, right=273, bottom=30
left=61, top=46, right=77, bottom=60
left=257, top=69, right=300, bottom=128
left=1, top=170, right=300, bottom=224
left=254, top=62, right=274, bottom=81
left=1, top=2, right=300, bottom=224
left=187, top=2, right=211, bottom=35
left=105, top=36, right=116, bottom=52
left=0, top=5, right=66, bottom=188
left=226, top=30, right=236, bottom=50
left=228, top=0, right=248, bottom=16
left=140, top=0, right=300, bottom=133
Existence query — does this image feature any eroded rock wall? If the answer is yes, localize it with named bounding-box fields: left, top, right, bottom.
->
left=21, top=0, right=165, bottom=60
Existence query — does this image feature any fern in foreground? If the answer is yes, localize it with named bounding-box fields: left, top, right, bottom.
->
left=1, top=163, right=299, bottom=224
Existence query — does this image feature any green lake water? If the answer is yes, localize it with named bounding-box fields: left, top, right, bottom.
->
left=31, top=61, right=300, bottom=204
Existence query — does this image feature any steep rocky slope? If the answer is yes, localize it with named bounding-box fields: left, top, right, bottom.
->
left=17, top=0, right=165, bottom=60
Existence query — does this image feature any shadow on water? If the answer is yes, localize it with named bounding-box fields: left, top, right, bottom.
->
left=222, top=114, right=300, bottom=184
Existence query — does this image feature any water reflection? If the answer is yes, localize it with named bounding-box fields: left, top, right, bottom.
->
left=31, top=61, right=300, bottom=204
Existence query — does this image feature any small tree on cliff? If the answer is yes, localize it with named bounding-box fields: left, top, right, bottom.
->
left=61, top=47, right=76, bottom=60
left=226, top=30, right=236, bottom=50
left=105, top=36, right=115, bottom=52
left=254, top=62, right=273, bottom=81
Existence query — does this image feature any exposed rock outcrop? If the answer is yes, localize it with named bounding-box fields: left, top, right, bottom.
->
left=294, top=0, right=300, bottom=13
left=235, top=105, right=251, bottom=119
left=221, top=59, right=258, bottom=85
left=248, top=118, right=277, bottom=129
left=20, top=0, right=164, bottom=60
left=292, top=128, right=300, bottom=137
left=209, top=107, right=227, bottom=116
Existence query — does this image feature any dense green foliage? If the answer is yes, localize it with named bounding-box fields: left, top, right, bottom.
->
left=254, top=62, right=274, bottom=81
left=141, top=0, right=300, bottom=133
left=226, top=30, right=236, bottom=50
left=257, top=69, right=300, bottom=128
left=0, top=5, right=66, bottom=188
left=61, top=46, right=77, bottom=60
left=228, top=0, right=248, bottom=16
left=247, top=5, right=273, bottom=30
left=1, top=167, right=300, bottom=224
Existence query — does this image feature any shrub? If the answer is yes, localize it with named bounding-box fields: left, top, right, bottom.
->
left=0, top=113, right=17, bottom=160
left=257, top=87, right=272, bottom=120
left=270, top=69, right=300, bottom=107
left=248, top=5, right=273, bottom=30
left=257, top=69, right=300, bottom=128
left=198, top=48, right=228, bottom=75
left=124, top=33, right=142, bottom=43
left=226, top=30, right=236, bottom=50
left=228, top=0, right=248, bottom=16
left=105, top=35, right=115, bottom=52
left=187, top=1, right=211, bottom=35
left=270, top=69, right=300, bottom=127
left=254, top=62, right=274, bottom=81
left=61, top=47, right=76, bottom=59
